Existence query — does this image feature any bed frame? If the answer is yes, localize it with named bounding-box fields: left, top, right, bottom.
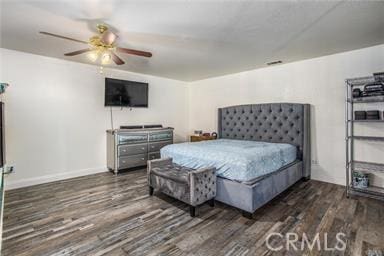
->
left=216, top=103, right=311, bottom=217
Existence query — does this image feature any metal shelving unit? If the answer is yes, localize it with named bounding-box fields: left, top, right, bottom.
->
left=345, top=75, right=384, bottom=201
left=349, top=136, right=384, bottom=142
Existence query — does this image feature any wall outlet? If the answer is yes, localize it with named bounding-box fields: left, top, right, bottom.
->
left=5, top=165, right=14, bottom=174
left=311, top=159, right=319, bottom=165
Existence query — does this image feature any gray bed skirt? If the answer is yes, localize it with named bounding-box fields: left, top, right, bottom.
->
left=215, top=161, right=303, bottom=213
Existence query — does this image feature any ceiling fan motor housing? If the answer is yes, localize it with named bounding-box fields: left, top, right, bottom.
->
left=96, top=24, right=108, bottom=34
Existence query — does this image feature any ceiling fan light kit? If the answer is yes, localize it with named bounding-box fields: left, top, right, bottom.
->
left=101, top=52, right=112, bottom=65
left=39, top=24, right=152, bottom=66
left=87, top=50, right=99, bottom=62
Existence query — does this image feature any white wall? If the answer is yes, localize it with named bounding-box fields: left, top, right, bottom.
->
left=0, top=48, right=189, bottom=189
left=189, top=44, right=384, bottom=186
left=1, top=44, right=383, bottom=189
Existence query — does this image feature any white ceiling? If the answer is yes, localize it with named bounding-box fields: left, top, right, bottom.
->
left=1, top=0, right=384, bottom=81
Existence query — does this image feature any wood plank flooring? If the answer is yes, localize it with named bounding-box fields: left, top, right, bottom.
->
left=2, top=169, right=384, bottom=256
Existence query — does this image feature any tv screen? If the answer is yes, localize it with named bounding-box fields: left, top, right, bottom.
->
left=105, top=78, right=148, bottom=107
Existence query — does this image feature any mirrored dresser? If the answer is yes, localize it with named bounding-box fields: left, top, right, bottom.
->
left=106, top=127, right=173, bottom=174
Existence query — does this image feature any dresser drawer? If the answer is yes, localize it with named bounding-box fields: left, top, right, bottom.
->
left=148, top=152, right=161, bottom=160
left=148, top=140, right=172, bottom=153
left=149, top=131, right=173, bottom=142
left=118, top=154, right=147, bottom=169
left=118, top=143, right=147, bottom=156
left=118, top=133, right=148, bottom=145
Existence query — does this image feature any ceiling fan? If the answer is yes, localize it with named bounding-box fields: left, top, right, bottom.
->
left=40, top=24, right=152, bottom=66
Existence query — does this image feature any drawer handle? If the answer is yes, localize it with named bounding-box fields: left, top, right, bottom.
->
left=151, top=146, right=155, bottom=148
left=141, top=158, right=145, bottom=160
left=122, top=160, right=126, bottom=163
left=141, top=148, right=146, bottom=150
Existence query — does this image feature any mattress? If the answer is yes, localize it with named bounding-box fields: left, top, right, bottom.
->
left=160, top=139, right=297, bottom=183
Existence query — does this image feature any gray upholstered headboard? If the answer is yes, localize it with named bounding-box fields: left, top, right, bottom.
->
left=218, top=103, right=311, bottom=178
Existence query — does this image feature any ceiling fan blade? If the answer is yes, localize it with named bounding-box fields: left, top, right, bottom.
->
left=111, top=52, right=125, bottom=65
left=64, top=49, right=91, bottom=56
left=116, top=47, right=152, bottom=58
left=101, top=31, right=117, bottom=45
left=39, top=31, right=88, bottom=44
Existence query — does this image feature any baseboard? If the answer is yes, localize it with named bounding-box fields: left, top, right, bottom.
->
left=311, top=175, right=345, bottom=186
left=4, top=165, right=346, bottom=190
left=5, top=167, right=109, bottom=190
left=310, top=165, right=345, bottom=186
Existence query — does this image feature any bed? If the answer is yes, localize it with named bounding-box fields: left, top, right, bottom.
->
left=161, top=139, right=298, bottom=183
left=161, top=103, right=311, bottom=216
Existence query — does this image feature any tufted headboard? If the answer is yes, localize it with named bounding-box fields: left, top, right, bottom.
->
left=218, top=103, right=311, bottom=178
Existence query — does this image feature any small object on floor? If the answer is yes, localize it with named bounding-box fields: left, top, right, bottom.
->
left=352, top=171, right=369, bottom=189
left=147, top=158, right=216, bottom=217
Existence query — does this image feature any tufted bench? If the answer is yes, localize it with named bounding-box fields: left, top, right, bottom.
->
left=147, top=158, right=216, bottom=217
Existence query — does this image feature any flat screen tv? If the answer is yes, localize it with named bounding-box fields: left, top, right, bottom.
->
left=105, top=78, right=148, bottom=107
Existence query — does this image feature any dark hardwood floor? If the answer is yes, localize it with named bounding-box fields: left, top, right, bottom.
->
left=2, top=169, right=384, bottom=256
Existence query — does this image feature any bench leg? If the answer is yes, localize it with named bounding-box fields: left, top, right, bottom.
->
left=149, top=186, right=154, bottom=196
left=208, top=198, right=215, bottom=207
left=190, top=206, right=196, bottom=217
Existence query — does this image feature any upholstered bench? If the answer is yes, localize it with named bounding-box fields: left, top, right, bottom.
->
left=147, top=158, right=216, bottom=217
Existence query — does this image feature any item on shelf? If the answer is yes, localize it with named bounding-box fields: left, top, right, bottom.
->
left=354, top=111, right=367, bottom=120
left=363, top=81, right=384, bottom=96
left=120, top=125, right=165, bottom=129
left=352, top=88, right=362, bottom=98
left=361, top=91, right=384, bottom=97
left=366, top=110, right=380, bottom=120
left=211, top=132, right=218, bottom=138
left=202, top=133, right=210, bottom=136
left=361, top=80, right=384, bottom=98
left=373, top=72, right=384, bottom=82
left=194, top=130, right=203, bottom=135
left=352, top=171, right=369, bottom=189
left=190, top=134, right=216, bottom=142
left=120, top=125, right=143, bottom=129
left=363, top=81, right=384, bottom=93
left=143, top=124, right=163, bottom=128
